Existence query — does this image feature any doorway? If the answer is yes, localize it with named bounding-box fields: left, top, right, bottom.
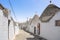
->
left=34, top=27, right=36, bottom=34
left=37, top=23, right=40, bottom=35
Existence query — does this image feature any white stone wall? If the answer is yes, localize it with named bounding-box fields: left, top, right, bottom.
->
left=28, top=19, right=40, bottom=34
left=40, top=11, right=60, bottom=40
left=15, top=23, right=19, bottom=35
left=0, top=9, right=8, bottom=40
left=9, top=20, right=15, bottom=40
left=29, top=25, right=34, bottom=33
left=0, top=9, right=15, bottom=40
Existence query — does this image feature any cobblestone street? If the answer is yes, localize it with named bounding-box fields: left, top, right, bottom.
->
left=14, top=30, right=46, bottom=40
left=13, top=29, right=34, bottom=40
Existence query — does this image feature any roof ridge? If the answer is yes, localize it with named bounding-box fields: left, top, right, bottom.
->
left=47, top=4, right=60, bottom=9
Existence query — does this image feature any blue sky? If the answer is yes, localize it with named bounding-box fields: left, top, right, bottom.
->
left=0, top=0, right=60, bottom=22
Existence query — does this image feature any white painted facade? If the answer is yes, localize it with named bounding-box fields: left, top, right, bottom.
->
left=29, top=19, right=40, bottom=34
left=9, top=18, right=20, bottom=40
left=0, top=9, right=8, bottom=40
left=15, top=23, right=19, bottom=35
left=9, top=19, right=15, bottom=40
left=28, top=15, right=40, bottom=35
left=0, top=9, right=16, bottom=40
left=40, top=11, right=60, bottom=40
left=0, top=5, right=18, bottom=40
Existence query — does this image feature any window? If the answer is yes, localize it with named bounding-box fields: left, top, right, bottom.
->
left=55, top=20, right=60, bottom=26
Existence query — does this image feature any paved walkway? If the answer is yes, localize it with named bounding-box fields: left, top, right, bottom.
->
left=13, top=29, right=34, bottom=40
left=13, top=29, right=47, bottom=40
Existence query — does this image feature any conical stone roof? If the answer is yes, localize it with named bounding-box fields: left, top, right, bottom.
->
left=39, top=4, right=60, bottom=22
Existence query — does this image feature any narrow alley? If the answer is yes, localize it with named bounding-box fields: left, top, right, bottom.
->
left=0, top=0, right=60, bottom=40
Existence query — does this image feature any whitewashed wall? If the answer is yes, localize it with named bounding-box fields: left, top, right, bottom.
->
left=9, top=20, right=15, bottom=40
left=28, top=19, right=40, bottom=35
left=9, top=20, right=20, bottom=40
left=29, top=25, right=34, bottom=33
left=15, top=23, right=19, bottom=35
left=0, top=9, right=16, bottom=40
left=0, top=9, right=8, bottom=40
left=40, top=11, right=60, bottom=40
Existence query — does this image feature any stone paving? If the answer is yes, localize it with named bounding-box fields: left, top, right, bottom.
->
left=13, top=29, right=47, bottom=40
left=13, top=29, right=34, bottom=40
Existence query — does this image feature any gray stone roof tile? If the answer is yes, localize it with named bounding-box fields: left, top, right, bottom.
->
left=39, top=4, right=60, bottom=22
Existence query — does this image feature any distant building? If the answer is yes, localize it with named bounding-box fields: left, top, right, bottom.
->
left=27, top=14, right=40, bottom=35
left=19, top=22, right=27, bottom=30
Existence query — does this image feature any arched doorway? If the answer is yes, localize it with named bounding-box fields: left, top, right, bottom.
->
left=34, top=27, right=36, bottom=34
left=37, top=23, right=40, bottom=35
